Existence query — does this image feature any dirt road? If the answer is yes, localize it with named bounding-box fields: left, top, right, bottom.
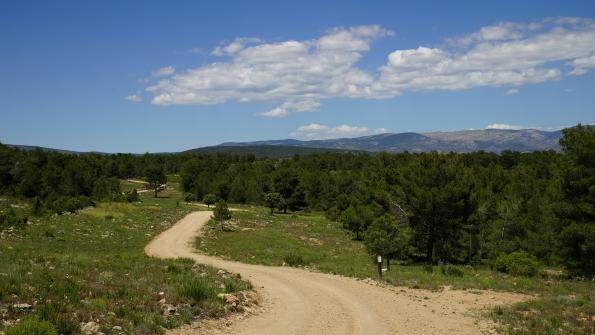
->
left=145, top=211, right=526, bottom=335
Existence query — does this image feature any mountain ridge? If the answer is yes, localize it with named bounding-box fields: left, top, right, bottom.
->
left=219, top=128, right=564, bottom=153
left=4, top=127, right=578, bottom=156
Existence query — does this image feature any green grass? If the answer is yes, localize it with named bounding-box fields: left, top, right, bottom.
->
left=196, top=205, right=595, bottom=335
left=0, top=184, right=251, bottom=335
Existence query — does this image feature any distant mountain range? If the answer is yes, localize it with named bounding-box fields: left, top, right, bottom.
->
left=5, top=128, right=572, bottom=157
left=219, top=128, right=564, bottom=154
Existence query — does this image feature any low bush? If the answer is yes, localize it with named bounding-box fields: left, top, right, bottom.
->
left=0, top=208, right=28, bottom=230
left=5, top=317, right=58, bottom=335
left=224, top=277, right=252, bottom=293
left=440, top=265, right=464, bottom=277
left=126, top=188, right=139, bottom=202
left=283, top=253, right=306, bottom=267
left=180, top=278, right=217, bottom=303
left=494, top=251, right=541, bottom=277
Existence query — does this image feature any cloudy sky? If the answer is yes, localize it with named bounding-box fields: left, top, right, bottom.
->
left=1, top=1, right=595, bottom=152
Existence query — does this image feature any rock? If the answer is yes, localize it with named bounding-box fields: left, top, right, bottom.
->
left=12, top=303, right=32, bottom=310
left=81, top=321, right=100, bottom=334
left=244, top=291, right=258, bottom=303
left=217, top=269, right=226, bottom=275
left=162, top=304, right=177, bottom=315
left=158, top=298, right=166, bottom=304
left=217, top=293, right=240, bottom=306
left=112, top=326, right=122, bottom=331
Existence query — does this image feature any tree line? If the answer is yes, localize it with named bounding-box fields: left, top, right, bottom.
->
left=0, top=125, right=593, bottom=276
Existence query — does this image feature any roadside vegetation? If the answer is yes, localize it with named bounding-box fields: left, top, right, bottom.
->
left=0, top=185, right=251, bottom=334
left=197, top=205, right=594, bottom=334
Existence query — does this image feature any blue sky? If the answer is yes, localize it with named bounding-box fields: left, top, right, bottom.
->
left=1, top=1, right=595, bottom=153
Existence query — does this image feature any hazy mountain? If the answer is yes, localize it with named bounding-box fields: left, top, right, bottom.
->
left=5, top=128, right=568, bottom=157
left=219, top=128, right=564, bottom=153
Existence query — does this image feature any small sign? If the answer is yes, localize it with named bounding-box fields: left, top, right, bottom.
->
left=377, top=255, right=382, bottom=263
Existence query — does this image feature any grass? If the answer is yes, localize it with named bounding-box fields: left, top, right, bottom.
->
left=0, top=182, right=251, bottom=334
left=196, top=205, right=595, bottom=335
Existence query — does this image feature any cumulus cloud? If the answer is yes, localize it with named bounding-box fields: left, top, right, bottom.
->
left=145, top=18, right=595, bottom=116
left=258, top=100, right=321, bottom=117
left=212, top=37, right=262, bottom=56
left=146, top=25, right=392, bottom=111
left=152, top=66, right=176, bottom=77
left=290, top=123, right=388, bottom=140
left=485, top=123, right=562, bottom=131
left=504, top=88, right=519, bottom=95
left=125, top=94, right=142, bottom=102
left=569, top=54, right=595, bottom=75
left=485, top=123, right=527, bottom=130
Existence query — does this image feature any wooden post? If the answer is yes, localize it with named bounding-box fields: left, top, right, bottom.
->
left=377, top=255, right=383, bottom=280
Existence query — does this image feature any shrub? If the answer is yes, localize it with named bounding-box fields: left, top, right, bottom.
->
left=440, top=265, right=464, bottom=277
left=203, top=194, right=217, bottom=208
left=224, top=278, right=252, bottom=293
left=283, top=253, right=306, bottom=267
left=495, top=251, right=541, bottom=277
left=5, top=317, right=58, bottom=335
left=0, top=208, right=27, bottom=230
left=180, top=278, right=217, bottom=303
left=126, top=188, right=139, bottom=202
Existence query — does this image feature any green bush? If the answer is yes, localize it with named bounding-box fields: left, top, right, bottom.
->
left=283, top=253, right=306, bottom=267
left=224, top=277, right=252, bottom=293
left=0, top=208, right=27, bottom=230
left=495, top=251, right=541, bottom=277
left=422, top=264, right=434, bottom=273
left=125, top=188, right=140, bottom=202
left=440, top=265, right=464, bottom=277
left=180, top=278, right=217, bottom=303
left=5, top=317, right=58, bottom=335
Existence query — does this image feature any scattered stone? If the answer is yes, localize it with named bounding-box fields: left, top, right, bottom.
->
left=81, top=321, right=100, bottom=334
left=12, top=303, right=32, bottom=310
left=162, top=304, right=177, bottom=315
left=112, top=326, right=122, bottom=331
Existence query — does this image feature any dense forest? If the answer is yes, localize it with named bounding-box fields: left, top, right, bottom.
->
left=1, top=125, right=593, bottom=277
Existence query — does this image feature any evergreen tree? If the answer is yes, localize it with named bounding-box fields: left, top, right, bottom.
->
left=212, top=200, right=232, bottom=231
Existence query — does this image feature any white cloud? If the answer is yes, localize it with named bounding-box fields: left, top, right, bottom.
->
left=147, top=25, right=392, bottom=111
left=258, top=100, right=321, bottom=118
left=485, top=123, right=562, bottom=131
left=290, top=123, right=387, bottom=140
left=152, top=66, right=176, bottom=77
left=569, top=54, right=595, bottom=75
left=297, top=123, right=328, bottom=131
left=486, top=123, right=526, bottom=130
left=125, top=94, right=142, bottom=102
left=145, top=18, right=595, bottom=116
left=504, top=88, right=519, bottom=95
left=212, top=38, right=262, bottom=56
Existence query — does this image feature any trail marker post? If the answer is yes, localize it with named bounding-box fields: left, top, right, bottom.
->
left=377, top=255, right=383, bottom=280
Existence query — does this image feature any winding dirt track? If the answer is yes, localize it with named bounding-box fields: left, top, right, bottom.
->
left=145, top=211, right=526, bottom=335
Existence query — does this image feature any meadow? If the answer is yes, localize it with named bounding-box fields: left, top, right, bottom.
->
left=0, top=182, right=251, bottom=335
